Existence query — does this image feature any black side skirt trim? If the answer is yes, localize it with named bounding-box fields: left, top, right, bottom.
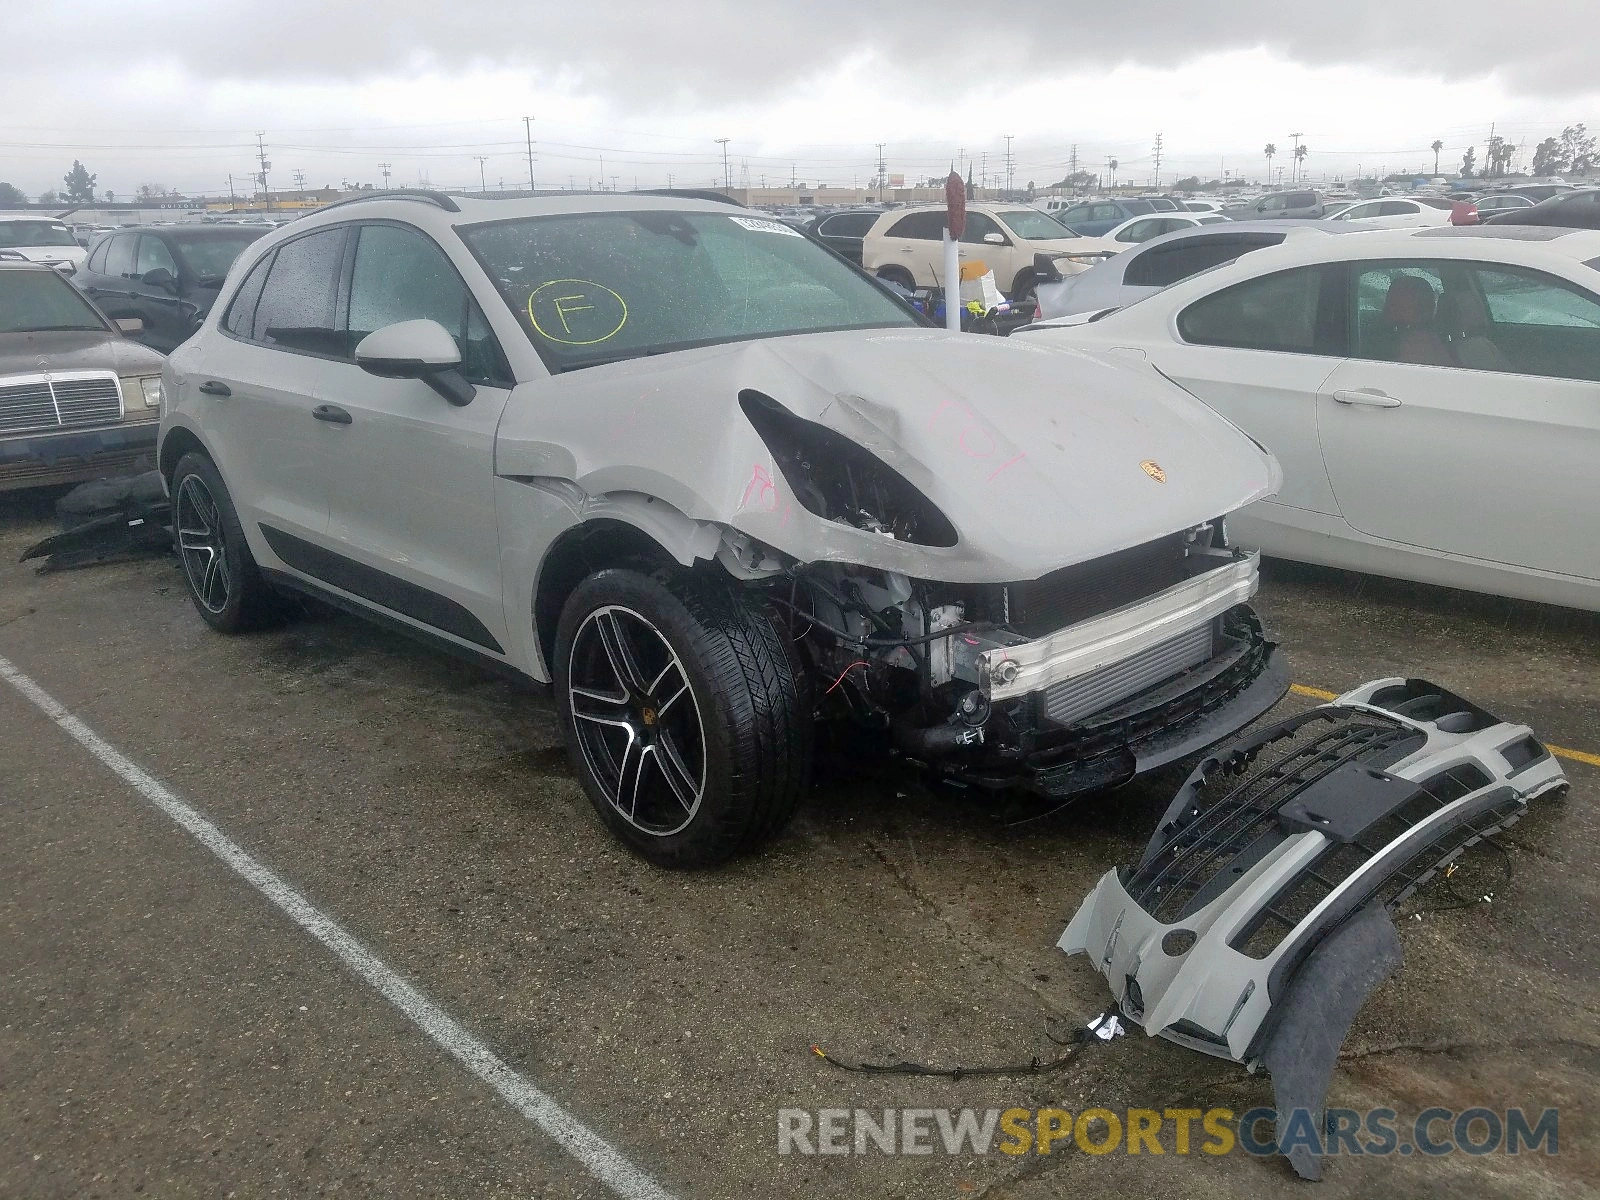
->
left=259, top=525, right=506, bottom=654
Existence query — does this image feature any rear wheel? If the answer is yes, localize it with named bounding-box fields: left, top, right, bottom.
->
left=171, top=451, right=292, bottom=633
left=875, top=266, right=916, bottom=291
left=554, top=567, right=811, bottom=868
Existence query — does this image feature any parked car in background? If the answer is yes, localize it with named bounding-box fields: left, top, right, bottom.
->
left=861, top=202, right=1106, bottom=299
left=1498, top=184, right=1574, bottom=203
left=1046, top=198, right=1162, bottom=236
left=158, top=190, right=1288, bottom=866
left=1473, top=193, right=1535, bottom=216
left=1098, top=212, right=1231, bottom=247
left=76, top=225, right=268, bottom=352
left=1322, top=196, right=1455, bottom=229
left=0, top=216, right=89, bottom=275
left=805, top=208, right=882, bottom=264
left=1136, top=196, right=1184, bottom=212
left=1183, top=199, right=1225, bottom=213
left=1483, top=189, right=1600, bottom=231
left=0, top=261, right=164, bottom=491
left=1030, top=221, right=1343, bottom=321
left=1226, top=190, right=1324, bottom=220
left=1022, top=225, right=1600, bottom=610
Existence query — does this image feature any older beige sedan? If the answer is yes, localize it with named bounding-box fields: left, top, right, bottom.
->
left=0, top=261, right=165, bottom=491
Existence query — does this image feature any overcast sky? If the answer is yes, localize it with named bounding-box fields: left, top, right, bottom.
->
left=6, top=0, right=1599, bottom=198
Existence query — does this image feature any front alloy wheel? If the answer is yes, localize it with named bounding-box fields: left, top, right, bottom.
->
left=567, top=605, right=707, bottom=837
left=553, top=567, right=812, bottom=868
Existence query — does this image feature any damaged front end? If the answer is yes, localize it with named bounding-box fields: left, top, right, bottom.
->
left=725, top=399, right=1287, bottom=800
left=1059, top=679, right=1568, bottom=1179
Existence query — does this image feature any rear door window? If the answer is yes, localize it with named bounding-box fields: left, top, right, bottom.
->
left=1178, top=265, right=1336, bottom=354
left=885, top=211, right=946, bottom=240
left=1349, top=262, right=1451, bottom=366
left=104, top=233, right=137, bottom=276
left=250, top=227, right=349, bottom=356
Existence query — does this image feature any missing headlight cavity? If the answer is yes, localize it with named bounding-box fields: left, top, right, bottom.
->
left=739, top=390, right=957, bottom=546
left=1059, top=677, right=1569, bottom=1182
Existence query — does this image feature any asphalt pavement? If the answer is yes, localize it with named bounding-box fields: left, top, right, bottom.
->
left=1, top=489, right=1596, bottom=1199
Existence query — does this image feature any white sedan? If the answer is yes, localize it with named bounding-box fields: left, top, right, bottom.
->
left=1096, top=212, right=1231, bottom=249
left=1020, top=226, right=1600, bottom=610
left=1322, top=197, right=1456, bottom=229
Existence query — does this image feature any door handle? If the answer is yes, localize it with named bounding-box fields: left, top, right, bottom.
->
left=197, top=380, right=231, bottom=397
left=901, top=247, right=915, bottom=253
left=312, top=404, right=353, bottom=425
left=1332, top=388, right=1402, bottom=408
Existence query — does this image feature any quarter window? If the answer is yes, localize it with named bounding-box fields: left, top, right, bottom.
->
left=222, top=252, right=274, bottom=339
left=348, top=224, right=506, bottom=386
left=1178, top=266, right=1330, bottom=353
left=86, top=238, right=110, bottom=273
left=250, top=228, right=348, bottom=356
left=821, top=213, right=876, bottom=237
left=1350, top=263, right=1450, bottom=366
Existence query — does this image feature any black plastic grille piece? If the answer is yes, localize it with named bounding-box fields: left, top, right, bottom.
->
left=1229, top=763, right=1495, bottom=959
left=1005, top=535, right=1189, bottom=637
left=1127, top=710, right=1427, bottom=925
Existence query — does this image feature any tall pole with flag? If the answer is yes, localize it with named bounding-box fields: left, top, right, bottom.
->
left=943, top=170, right=965, bottom=332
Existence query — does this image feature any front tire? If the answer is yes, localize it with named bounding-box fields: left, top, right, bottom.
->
left=171, top=451, right=292, bottom=633
left=554, top=567, right=811, bottom=868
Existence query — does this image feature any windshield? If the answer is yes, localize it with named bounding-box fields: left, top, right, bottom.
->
left=171, top=232, right=263, bottom=281
left=998, top=209, right=1082, bottom=241
left=0, top=220, right=78, bottom=248
left=461, top=210, right=917, bottom=371
left=0, top=269, right=108, bottom=333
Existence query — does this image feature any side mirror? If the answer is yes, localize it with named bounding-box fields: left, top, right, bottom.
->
left=115, top=317, right=144, bottom=335
left=355, top=318, right=475, bottom=407
left=983, top=232, right=1006, bottom=246
left=141, top=266, right=178, bottom=292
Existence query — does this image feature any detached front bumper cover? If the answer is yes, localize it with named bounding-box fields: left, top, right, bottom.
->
left=1059, top=677, right=1567, bottom=1180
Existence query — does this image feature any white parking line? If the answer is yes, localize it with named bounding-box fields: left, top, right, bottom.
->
left=0, top=654, right=676, bottom=1200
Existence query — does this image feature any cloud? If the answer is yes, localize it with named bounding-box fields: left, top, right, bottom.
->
left=14, top=0, right=1600, bottom=105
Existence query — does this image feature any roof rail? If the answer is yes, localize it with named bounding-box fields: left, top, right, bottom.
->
left=637, top=188, right=745, bottom=208
left=313, top=189, right=462, bottom=215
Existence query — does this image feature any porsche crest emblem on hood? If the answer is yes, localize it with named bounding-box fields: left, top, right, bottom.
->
left=1140, top=460, right=1167, bottom=484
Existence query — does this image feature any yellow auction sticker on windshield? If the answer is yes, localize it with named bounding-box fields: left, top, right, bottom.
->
left=527, top=279, right=629, bottom=345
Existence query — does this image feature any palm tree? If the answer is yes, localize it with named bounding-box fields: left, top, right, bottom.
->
left=1294, top=144, right=1308, bottom=181
left=1264, top=143, right=1277, bottom=185
left=1431, top=139, right=1444, bottom=176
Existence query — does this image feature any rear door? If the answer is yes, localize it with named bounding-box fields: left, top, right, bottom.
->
left=317, top=221, right=515, bottom=654
left=201, top=226, right=350, bottom=552
left=870, top=210, right=946, bottom=286
left=84, top=232, right=137, bottom=317
left=1318, top=258, right=1600, bottom=578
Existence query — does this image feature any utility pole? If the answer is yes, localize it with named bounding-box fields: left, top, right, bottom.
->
left=523, top=116, right=537, bottom=194
left=980, top=151, right=988, bottom=192
left=254, top=131, right=272, bottom=211
left=1289, top=132, right=1303, bottom=182
left=1069, top=143, right=1079, bottom=180
left=715, top=138, right=732, bottom=190
left=874, top=142, right=887, bottom=190
left=227, top=174, right=237, bottom=207
left=598, top=154, right=604, bottom=189
left=1105, top=156, right=1116, bottom=189
left=1003, top=134, right=1015, bottom=195
left=292, top=169, right=306, bottom=195
left=379, top=161, right=392, bottom=189
left=474, top=156, right=489, bottom=193
left=1151, top=133, right=1163, bottom=189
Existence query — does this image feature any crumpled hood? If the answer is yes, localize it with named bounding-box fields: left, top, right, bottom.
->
left=0, top=329, right=165, bottom=378
left=495, top=328, right=1278, bottom=583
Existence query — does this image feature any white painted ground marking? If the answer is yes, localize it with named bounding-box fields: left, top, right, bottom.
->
left=0, top=654, right=676, bottom=1200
